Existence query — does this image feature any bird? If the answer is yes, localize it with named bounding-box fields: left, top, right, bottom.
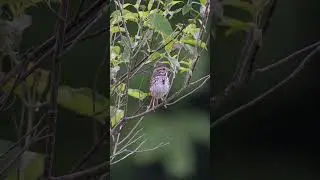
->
left=148, top=63, right=170, bottom=110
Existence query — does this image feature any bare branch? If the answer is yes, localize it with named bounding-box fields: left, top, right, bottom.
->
left=211, top=0, right=278, bottom=112
left=110, top=74, right=210, bottom=136
left=256, top=40, right=320, bottom=73
left=44, top=0, right=69, bottom=177
left=211, top=45, right=319, bottom=128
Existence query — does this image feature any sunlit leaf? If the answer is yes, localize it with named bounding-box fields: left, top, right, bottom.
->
left=110, top=10, right=139, bottom=25
left=128, top=88, right=149, bottom=100
left=110, top=26, right=125, bottom=34
left=147, top=0, right=154, bottom=11
left=199, top=0, right=206, bottom=6
left=181, top=38, right=207, bottom=49
left=123, top=3, right=134, bottom=9
left=179, top=67, right=191, bottom=74
left=183, top=24, right=199, bottom=36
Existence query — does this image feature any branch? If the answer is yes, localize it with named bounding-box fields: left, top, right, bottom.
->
left=44, top=0, right=69, bottom=177
left=255, top=40, right=320, bottom=73
left=0, top=113, right=46, bottom=159
left=211, top=0, right=277, bottom=112
left=0, top=134, right=50, bottom=178
left=70, top=129, right=109, bottom=172
left=0, top=0, right=109, bottom=92
left=110, top=74, right=210, bottom=136
left=211, top=46, right=319, bottom=128
left=113, top=25, right=186, bottom=89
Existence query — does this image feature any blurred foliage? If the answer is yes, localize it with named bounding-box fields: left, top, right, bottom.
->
left=0, top=140, right=44, bottom=180
left=133, top=110, right=209, bottom=178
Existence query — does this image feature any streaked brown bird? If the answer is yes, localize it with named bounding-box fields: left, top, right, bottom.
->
left=148, top=63, right=170, bottom=110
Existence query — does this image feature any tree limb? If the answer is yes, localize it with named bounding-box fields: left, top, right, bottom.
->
left=44, top=0, right=69, bottom=177
left=211, top=45, right=319, bottom=128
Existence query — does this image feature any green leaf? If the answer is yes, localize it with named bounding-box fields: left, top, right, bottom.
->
left=148, top=52, right=162, bottom=62
left=110, top=26, right=125, bottom=34
left=7, top=152, right=45, bottom=180
left=128, top=88, right=149, bottom=100
left=134, top=110, right=209, bottom=178
left=183, top=24, right=199, bottom=36
left=147, top=0, right=154, bottom=11
left=219, top=16, right=256, bottom=36
left=58, top=86, right=108, bottom=124
left=110, top=10, right=139, bottom=25
left=199, top=0, right=206, bottom=6
left=179, top=67, right=191, bottom=74
left=182, top=4, right=192, bottom=15
left=123, top=3, right=135, bottom=9
left=168, top=1, right=183, bottom=7
left=110, top=106, right=124, bottom=128
left=111, top=83, right=126, bottom=95
left=181, top=38, right=207, bottom=49
left=134, top=0, right=142, bottom=10
left=0, top=140, right=45, bottom=180
left=0, top=66, right=109, bottom=124
left=147, top=12, right=173, bottom=36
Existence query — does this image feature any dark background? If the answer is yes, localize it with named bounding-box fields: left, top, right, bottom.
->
left=0, top=0, right=319, bottom=179
left=212, top=0, right=320, bottom=179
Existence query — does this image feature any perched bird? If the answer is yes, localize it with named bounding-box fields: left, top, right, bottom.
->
left=148, top=63, right=170, bottom=110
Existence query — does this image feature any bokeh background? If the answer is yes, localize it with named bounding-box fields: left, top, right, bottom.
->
left=212, top=0, right=320, bottom=179
left=0, top=0, right=319, bottom=179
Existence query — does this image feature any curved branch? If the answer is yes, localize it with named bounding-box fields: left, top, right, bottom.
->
left=111, top=74, right=210, bottom=136
left=211, top=0, right=278, bottom=112
left=0, top=0, right=109, bottom=92
left=211, top=46, right=319, bottom=128
left=256, top=40, right=320, bottom=73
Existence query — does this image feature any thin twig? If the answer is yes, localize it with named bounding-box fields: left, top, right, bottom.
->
left=110, top=74, right=210, bottom=136
left=110, top=139, right=147, bottom=165
left=0, top=0, right=109, bottom=92
left=70, top=129, right=109, bottom=172
left=255, top=40, right=320, bottom=73
left=44, top=0, right=69, bottom=177
left=211, top=0, right=277, bottom=111
left=211, top=46, right=319, bottom=128
left=0, top=113, right=46, bottom=159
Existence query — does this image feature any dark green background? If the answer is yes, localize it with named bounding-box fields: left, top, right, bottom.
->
left=0, top=0, right=319, bottom=179
left=212, top=0, right=320, bottom=179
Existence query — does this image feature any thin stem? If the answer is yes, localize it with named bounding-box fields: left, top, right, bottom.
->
left=211, top=46, right=319, bottom=128
left=44, top=0, right=69, bottom=177
left=255, top=40, right=320, bottom=73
